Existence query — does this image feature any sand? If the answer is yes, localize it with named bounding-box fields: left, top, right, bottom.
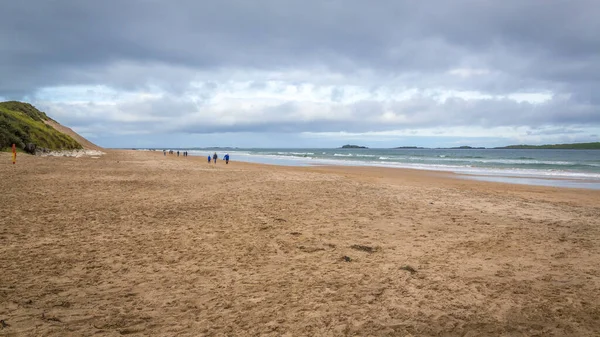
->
left=44, top=120, right=104, bottom=152
left=1, top=150, right=599, bottom=336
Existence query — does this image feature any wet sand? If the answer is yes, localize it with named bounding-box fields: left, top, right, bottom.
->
left=1, top=150, right=599, bottom=336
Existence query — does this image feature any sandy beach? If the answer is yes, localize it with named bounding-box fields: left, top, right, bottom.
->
left=1, top=150, right=599, bottom=336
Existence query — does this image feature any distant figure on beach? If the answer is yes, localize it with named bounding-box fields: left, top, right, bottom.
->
left=224, top=153, right=230, bottom=164
left=208, top=155, right=211, bottom=163
left=213, top=152, right=218, bottom=164
left=163, top=150, right=166, bottom=156
left=177, top=151, right=180, bottom=157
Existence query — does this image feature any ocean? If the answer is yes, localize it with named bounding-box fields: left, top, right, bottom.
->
left=177, top=148, right=600, bottom=189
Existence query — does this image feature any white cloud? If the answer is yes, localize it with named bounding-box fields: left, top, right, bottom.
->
left=448, top=68, right=491, bottom=78
left=30, top=73, right=597, bottom=147
left=506, top=92, right=553, bottom=104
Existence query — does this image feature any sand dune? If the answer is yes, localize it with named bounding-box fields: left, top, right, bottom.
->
left=45, top=120, right=104, bottom=151
left=1, top=150, right=599, bottom=336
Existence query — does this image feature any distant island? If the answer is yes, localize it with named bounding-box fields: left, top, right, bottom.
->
left=341, top=144, right=368, bottom=149
left=447, top=146, right=486, bottom=149
left=494, top=142, right=600, bottom=150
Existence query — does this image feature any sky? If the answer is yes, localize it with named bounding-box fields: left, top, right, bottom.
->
left=1, top=0, right=599, bottom=148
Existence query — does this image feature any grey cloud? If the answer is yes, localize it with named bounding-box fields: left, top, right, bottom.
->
left=2, top=1, right=600, bottom=93
left=525, top=127, right=585, bottom=136
left=2, top=0, right=600, bottom=141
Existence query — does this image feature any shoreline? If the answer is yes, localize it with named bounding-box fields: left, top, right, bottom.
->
left=136, top=150, right=600, bottom=199
left=143, top=148, right=600, bottom=190
left=164, top=149, right=600, bottom=190
left=5, top=149, right=600, bottom=191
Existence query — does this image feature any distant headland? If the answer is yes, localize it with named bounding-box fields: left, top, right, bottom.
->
left=388, top=142, right=600, bottom=150
left=493, top=142, right=600, bottom=150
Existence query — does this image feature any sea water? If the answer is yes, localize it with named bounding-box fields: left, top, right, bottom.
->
left=179, top=148, right=600, bottom=189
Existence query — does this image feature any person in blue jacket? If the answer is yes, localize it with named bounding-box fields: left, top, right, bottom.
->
left=224, top=153, right=230, bottom=164
left=207, top=154, right=211, bottom=163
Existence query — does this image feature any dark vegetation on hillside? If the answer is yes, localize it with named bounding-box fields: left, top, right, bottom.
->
left=0, top=101, right=82, bottom=153
left=391, top=143, right=600, bottom=150
left=494, top=142, right=600, bottom=149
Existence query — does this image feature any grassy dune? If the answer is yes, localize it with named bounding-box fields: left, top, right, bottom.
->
left=0, top=101, right=82, bottom=152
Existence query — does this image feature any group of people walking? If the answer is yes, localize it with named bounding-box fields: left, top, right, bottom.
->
left=163, top=150, right=189, bottom=157
left=162, top=149, right=230, bottom=164
left=208, top=152, right=230, bottom=164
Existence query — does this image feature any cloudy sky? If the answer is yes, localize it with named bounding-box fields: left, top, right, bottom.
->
left=1, top=0, right=599, bottom=148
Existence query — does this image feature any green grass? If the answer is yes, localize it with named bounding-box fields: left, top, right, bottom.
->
left=0, top=101, right=82, bottom=152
